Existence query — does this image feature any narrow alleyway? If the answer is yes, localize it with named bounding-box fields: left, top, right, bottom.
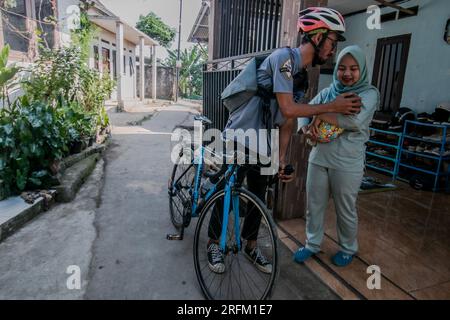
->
left=0, top=103, right=337, bottom=300
left=85, top=106, right=204, bottom=299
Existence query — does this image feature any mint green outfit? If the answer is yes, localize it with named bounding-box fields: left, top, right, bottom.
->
left=302, top=46, right=380, bottom=255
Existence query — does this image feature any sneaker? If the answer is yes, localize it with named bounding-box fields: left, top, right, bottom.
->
left=207, top=243, right=225, bottom=274
left=424, top=147, right=441, bottom=156
left=374, top=149, right=389, bottom=156
left=332, top=251, right=353, bottom=267
left=293, top=246, right=315, bottom=263
left=244, top=246, right=272, bottom=274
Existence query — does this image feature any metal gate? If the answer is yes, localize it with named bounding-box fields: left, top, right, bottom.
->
left=204, top=0, right=283, bottom=130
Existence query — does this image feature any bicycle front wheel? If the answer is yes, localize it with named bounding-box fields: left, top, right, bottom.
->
left=168, top=146, right=196, bottom=229
left=193, top=187, right=278, bottom=300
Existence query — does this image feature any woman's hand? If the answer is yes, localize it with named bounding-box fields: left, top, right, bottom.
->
left=303, top=118, right=320, bottom=141
left=309, top=117, right=321, bottom=138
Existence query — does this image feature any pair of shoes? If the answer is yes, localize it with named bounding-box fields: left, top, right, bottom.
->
left=244, top=246, right=273, bottom=274
left=424, top=147, right=441, bottom=156
left=207, top=242, right=273, bottom=274
left=293, top=246, right=315, bottom=263
left=332, top=251, right=353, bottom=267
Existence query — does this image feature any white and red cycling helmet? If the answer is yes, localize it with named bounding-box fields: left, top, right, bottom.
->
left=298, top=7, right=346, bottom=41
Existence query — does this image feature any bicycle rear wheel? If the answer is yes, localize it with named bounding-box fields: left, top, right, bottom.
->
left=168, top=146, right=196, bottom=229
left=193, top=187, right=278, bottom=300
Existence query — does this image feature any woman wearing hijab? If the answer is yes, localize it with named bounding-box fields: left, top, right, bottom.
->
left=293, top=45, right=380, bottom=267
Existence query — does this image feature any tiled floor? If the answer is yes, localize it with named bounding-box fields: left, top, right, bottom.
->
left=277, top=170, right=450, bottom=300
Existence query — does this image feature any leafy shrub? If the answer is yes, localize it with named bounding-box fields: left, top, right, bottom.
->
left=0, top=96, right=68, bottom=195
left=0, top=22, right=115, bottom=197
left=79, top=68, right=114, bottom=129
left=23, top=46, right=83, bottom=105
left=0, top=45, right=20, bottom=108
left=61, top=100, right=96, bottom=143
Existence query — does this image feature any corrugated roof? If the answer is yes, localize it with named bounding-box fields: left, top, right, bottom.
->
left=188, top=0, right=209, bottom=43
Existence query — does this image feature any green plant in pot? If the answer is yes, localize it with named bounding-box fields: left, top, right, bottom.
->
left=62, top=101, right=96, bottom=154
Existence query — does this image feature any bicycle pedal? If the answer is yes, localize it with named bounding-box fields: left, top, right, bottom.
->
left=166, top=234, right=183, bottom=240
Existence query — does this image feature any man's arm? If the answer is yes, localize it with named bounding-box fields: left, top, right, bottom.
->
left=276, top=92, right=362, bottom=119
left=315, top=90, right=379, bottom=131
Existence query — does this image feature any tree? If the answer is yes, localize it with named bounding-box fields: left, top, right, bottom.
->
left=136, top=12, right=176, bottom=48
left=162, top=45, right=207, bottom=98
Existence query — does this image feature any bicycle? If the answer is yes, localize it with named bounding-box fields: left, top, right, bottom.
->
left=167, top=115, right=279, bottom=300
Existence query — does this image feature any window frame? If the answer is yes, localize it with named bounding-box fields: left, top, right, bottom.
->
left=0, top=0, right=59, bottom=62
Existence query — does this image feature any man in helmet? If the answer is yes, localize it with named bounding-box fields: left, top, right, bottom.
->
left=206, top=7, right=362, bottom=275
left=277, top=7, right=354, bottom=178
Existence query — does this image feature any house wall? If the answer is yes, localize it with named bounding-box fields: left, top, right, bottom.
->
left=319, top=0, right=450, bottom=113
left=91, top=27, right=137, bottom=100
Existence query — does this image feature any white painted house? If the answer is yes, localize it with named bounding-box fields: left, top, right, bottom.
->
left=0, top=0, right=159, bottom=109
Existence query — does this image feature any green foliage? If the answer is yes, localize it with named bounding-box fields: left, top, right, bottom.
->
left=0, top=45, right=21, bottom=108
left=162, top=46, right=207, bottom=98
left=0, top=32, right=114, bottom=197
left=80, top=68, right=114, bottom=125
left=0, top=97, right=68, bottom=195
left=61, top=100, right=96, bottom=143
left=71, top=7, right=97, bottom=63
left=1, top=0, right=17, bottom=9
left=23, top=45, right=113, bottom=131
left=23, top=46, right=83, bottom=105
left=136, top=12, right=176, bottom=48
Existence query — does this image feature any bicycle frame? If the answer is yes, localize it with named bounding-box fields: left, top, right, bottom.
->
left=170, top=144, right=242, bottom=251
left=220, top=167, right=242, bottom=252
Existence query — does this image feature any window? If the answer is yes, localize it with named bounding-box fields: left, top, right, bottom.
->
left=102, top=47, right=110, bottom=74
left=129, top=56, right=134, bottom=76
left=112, top=50, right=117, bottom=79
left=1, top=0, right=57, bottom=54
left=398, top=6, right=419, bottom=19
left=380, top=6, right=419, bottom=24
left=123, top=55, right=126, bottom=75
left=380, top=12, right=396, bottom=23
left=35, top=0, right=56, bottom=49
left=2, top=0, right=29, bottom=53
left=93, top=45, right=99, bottom=70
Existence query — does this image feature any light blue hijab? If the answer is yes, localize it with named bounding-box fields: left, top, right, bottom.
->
left=322, top=45, right=377, bottom=102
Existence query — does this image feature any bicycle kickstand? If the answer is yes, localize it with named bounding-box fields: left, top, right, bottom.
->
left=166, top=225, right=185, bottom=241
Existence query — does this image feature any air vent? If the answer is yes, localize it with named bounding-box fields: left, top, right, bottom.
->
left=381, top=12, right=396, bottom=23
left=398, top=6, right=419, bottom=19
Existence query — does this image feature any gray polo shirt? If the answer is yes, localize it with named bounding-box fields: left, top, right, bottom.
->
left=223, top=48, right=303, bottom=158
